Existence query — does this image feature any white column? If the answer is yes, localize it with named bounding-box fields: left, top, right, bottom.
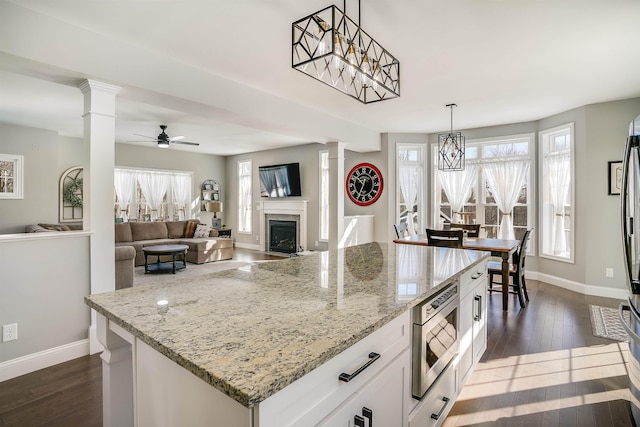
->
left=328, top=141, right=345, bottom=250
left=79, top=79, right=121, bottom=354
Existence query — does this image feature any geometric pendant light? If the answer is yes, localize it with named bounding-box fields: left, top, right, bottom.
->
left=292, top=1, right=400, bottom=104
left=438, top=104, right=465, bottom=171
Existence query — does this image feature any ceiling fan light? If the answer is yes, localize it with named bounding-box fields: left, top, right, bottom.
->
left=158, top=140, right=170, bottom=148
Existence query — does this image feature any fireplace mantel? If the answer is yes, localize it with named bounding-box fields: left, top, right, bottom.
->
left=258, top=200, right=308, bottom=252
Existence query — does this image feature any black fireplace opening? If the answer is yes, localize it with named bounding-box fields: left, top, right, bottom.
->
left=269, top=220, right=297, bottom=254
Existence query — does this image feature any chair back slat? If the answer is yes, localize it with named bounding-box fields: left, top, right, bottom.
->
left=449, top=223, right=481, bottom=237
left=426, top=228, right=464, bottom=248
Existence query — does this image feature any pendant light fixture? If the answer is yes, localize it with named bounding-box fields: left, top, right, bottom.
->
left=438, top=104, right=465, bottom=171
left=292, top=1, right=400, bottom=104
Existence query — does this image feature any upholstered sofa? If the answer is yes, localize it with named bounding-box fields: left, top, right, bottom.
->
left=115, top=220, right=233, bottom=266
left=115, top=246, right=136, bottom=289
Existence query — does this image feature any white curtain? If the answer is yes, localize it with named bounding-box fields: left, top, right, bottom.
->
left=548, top=154, right=571, bottom=254
left=438, top=165, right=478, bottom=223
left=239, top=165, right=252, bottom=232
left=172, top=174, right=191, bottom=221
left=398, top=165, right=420, bottom=235
left=484, top=160, right=530, bottom=240
left=138, top=172, right=170, bottom=220
left=114, top=169, right=136, bottom=221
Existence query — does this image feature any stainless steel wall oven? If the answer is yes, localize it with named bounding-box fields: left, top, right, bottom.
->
left=412, top=281, right=460, bottom=400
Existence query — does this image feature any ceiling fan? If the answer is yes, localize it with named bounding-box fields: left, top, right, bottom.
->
left=130, top=125, right=199, bottom=148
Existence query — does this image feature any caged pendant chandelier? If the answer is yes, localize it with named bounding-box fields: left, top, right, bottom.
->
left=438, top=104, right=465, bottom=171
left=292, top=0, right=400, bottom=104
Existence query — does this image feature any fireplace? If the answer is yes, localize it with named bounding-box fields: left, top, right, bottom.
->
left=268, top=220, right=297, bottom=254
left=260, top=200, right=308, bottom=253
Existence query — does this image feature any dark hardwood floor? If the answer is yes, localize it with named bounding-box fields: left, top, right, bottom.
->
left=1, top=257, right=635, bottom=426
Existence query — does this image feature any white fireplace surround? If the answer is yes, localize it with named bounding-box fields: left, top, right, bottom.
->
left=258, top=200, right=308, bottom=252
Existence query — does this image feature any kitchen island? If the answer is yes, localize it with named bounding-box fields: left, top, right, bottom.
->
left=85, top=242, right=489, bottom=427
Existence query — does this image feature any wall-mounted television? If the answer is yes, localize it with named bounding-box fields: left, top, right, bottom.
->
left=259, top=162, right=302, bottom=198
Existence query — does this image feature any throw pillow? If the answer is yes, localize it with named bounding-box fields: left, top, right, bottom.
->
left=193, top=224, right=211, bottom=238
left=185, top=221, right=198, bottom=238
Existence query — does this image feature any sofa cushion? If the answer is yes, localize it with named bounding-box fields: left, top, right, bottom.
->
left=193, top=224, right=211, bottom=238
left=185, top=221, right=198, bottom=238
left=180, top=237, right=233, bottom=252
left=130, top=222, right=168, bottom=241
left=166, top=221, right=187, bottom=239
left=115, top=223, right=133, bottom=243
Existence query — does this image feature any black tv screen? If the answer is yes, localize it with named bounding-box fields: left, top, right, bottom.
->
left=259, top=163, right=302, bottom=197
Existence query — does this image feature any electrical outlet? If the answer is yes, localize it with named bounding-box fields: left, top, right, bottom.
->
left=315, top=241, right=319, bottom=247
left=606, top=268, right=614, bottom=278
left=2, top=323, right=17, bottom=342
left=255, top=235, right=259, bottom=241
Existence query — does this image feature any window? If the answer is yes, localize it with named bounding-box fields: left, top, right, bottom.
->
left=113, top=168, right=192, bottom=221
left=397, top=145, right=424, bottom=235
left=238, top=160, right=252, bottom=233
left=432, top=134, right=534, bottom=245
left=539, top=123, right=574, bottom=262
left=319, top=151, right=329, bottom=241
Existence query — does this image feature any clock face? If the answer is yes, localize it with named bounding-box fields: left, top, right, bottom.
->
left=346, top=163, right=383, bottom=206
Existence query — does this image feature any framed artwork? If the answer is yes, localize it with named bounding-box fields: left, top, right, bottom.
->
left=608, top=160, right=623, bottom=195
left=142, top=214, right=151, bottom=222
left=0, top=154, right=24, bottom=199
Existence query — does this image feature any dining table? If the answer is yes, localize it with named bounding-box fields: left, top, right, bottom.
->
left=393, top=234, right=520, bottom=311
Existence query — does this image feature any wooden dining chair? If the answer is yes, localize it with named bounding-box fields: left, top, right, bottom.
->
left=487, top=228, right=533, bottom=308
left=425, top=228, right=464, bottom=248
left=449, top=223, right=481, bottom=237
left=394, top=222, right=409, bottom=239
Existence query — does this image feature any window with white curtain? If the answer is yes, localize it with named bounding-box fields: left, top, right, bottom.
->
left=238, top=160, right=252, bottom=233
left=397, top=145, right=424, bottom=235
left=432, top=134, right=534, bottom=245
left=319, top=150, right=329, bottom=241
left=113, top=168, right=192, bottom=221
left=540, top=123, right=574, bottom=262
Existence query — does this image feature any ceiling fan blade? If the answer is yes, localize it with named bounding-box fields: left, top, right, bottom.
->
left=133, top=133, right=158, bottom=140
left=127, top=140, right=158, bottom=143
left=172, top=141, right=200, bottom=146
left=169, top=135, right=185, bottom=141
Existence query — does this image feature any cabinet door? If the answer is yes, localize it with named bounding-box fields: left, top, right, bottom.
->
left=458, top=290, right=474, bottom=384
left=472, top=279, right=487, bottom=363
left=317, top=349, right=409, bottom=427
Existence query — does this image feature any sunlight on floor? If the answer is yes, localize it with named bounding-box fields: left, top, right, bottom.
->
left=445, top=343, right=633, bottom=425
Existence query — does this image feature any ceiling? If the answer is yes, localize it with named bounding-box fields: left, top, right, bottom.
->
left=1, top=0, right=639, bottom=155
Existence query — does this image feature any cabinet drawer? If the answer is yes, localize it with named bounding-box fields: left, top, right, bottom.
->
left=317, top=348, right=409, bottom=427
left=408, top=362, right=457, bottom=427
left=459, top=260, right=487, bottom=296
left=259, top=311, right=410, bottom=427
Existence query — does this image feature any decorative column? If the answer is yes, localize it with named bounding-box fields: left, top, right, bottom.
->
left=328, top=141, right=345, bottom=250
left=79, top=79, right=121, bottom=354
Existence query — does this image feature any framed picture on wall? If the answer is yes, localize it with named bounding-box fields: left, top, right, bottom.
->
left=0, top=154, right=24, bottom=199
left=608, top=160, right=623, bottom=195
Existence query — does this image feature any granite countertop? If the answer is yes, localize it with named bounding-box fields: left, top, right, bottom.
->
left=85, top=242, right=489, bottom=407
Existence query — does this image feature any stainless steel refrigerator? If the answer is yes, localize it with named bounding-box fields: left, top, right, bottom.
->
left=620, top=114, right=640, bottom=425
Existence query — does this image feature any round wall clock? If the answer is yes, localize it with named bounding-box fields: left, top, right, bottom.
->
left=346, top=162, right=384, bottom=206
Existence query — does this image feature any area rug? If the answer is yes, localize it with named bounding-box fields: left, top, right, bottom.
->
left=134, top=259, right=258, bottom=287
left=590, top=304, right=629, bottom=342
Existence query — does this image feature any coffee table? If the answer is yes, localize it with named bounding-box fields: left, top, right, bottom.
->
left=143, top=244, right=189, bottom=274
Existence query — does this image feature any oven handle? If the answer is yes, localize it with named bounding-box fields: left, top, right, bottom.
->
left=430, top=396, right=451, bottom=420
left=339, top=352, right=381, bottom=382
left=620, top=303, right=640, bottom=344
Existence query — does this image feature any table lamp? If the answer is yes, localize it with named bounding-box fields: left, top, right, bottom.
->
left=206, top=201, right=223, bottom=228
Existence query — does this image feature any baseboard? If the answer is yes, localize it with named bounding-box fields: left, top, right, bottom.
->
left=234, top=242, right=263, bottom=251
left=0, top=339, right=90, bottom=382
left=528, top=271, right=630, bottom=300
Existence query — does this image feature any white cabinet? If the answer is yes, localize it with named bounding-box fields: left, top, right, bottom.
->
left=317, top=349, right=409, bottom=427
left=458, top=260, right=488, bottom=386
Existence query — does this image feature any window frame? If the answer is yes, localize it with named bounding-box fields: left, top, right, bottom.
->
left=431, top=133, right=535, bottom=253
left=237, top=159, right=252, bottom=234
left=538, top=123, right=575, bottom=263
left=396, top=144, right=424, bottom=235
